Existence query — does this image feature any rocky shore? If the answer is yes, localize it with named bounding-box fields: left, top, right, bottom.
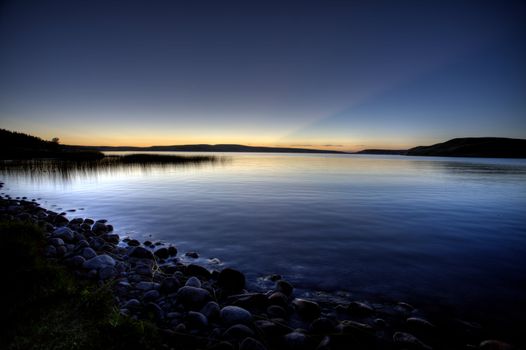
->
left=0, top=185, right=518, bottom=350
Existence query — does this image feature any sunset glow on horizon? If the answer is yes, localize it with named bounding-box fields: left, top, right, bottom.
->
left=1, top=0, right=525, bottom=151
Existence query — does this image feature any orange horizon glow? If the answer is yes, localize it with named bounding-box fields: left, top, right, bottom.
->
left=8, top=126, right=430, bottom=153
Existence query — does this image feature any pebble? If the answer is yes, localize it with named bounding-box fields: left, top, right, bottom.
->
left=292, top=299, right=321, bottom=320
left=220, top=306, right=252, bottom=326
left=187, top=311, right=208, bottom=329
left=176, top=286, right=211, bottom=309
left=81, top=247, right=97, bottom=259
left=136, top=281, right=160, bottom=291
left=283, top=331, right=308, bottom=350
left=185, top=276, right=202, bottom=288
left=240, top=337, right=268, bottom=350
left=393, top=332, right=432, bottom=350
left=160, top=277, right=180, bottom=294
left=200, top=301, right=220, bottom=320
left=223, top=324, right=255, bottom=340
left=185, top=251, right=199, bottom=258
left=52, top=226, right=74, bottom=241
left=99, top=266, right=117, bottom=280
left=347, top=301, right=375, bottom=316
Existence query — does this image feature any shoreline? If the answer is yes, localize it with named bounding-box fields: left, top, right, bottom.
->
left=0, top=185, right=519, bottom=350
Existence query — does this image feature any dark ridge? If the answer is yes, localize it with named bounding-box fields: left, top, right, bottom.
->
left=354, top=149, right=407, bottom=155
left=406, top=137, right=526, bottom=158
left=0, top=129, right=104, bottom=160
left=67, top=144, right=347, bottom=154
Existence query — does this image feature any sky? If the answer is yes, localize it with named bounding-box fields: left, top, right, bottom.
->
left=0, top=0, right=525, bottom=151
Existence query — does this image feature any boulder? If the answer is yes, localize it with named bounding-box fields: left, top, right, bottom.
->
left=53, top=226, right=74, bottom=241
left=218, top=268, right=246, bottom=292
left=220, top=306, right=252, bottom=326
left=176, top=286, right=211, bottom=309
left=292, top=299, right=320, bottom=321
left=128, top=246, right=154, bottom=260
left=83, top=254, right=115, bottom=270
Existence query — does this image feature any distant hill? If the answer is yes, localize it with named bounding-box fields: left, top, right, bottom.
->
left=354, top=149, right=407, bottom=155
left=406, top=137, right=526, bottom=158
left=68, top=144, right=347, bottom=154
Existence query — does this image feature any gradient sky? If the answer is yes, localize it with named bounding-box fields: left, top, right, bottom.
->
left=1, top=0, right=525, bottom=151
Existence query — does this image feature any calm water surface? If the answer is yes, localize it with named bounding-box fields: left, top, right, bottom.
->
left=2, top=153, right=526, bottom=322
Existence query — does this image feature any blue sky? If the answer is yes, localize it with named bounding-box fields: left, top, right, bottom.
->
left=1, top=0, right=525, bottom=150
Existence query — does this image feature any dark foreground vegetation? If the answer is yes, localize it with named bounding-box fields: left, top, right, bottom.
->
left=0, top=219, right=160, bottom=350
left=0, top=186, right=519, bottom=350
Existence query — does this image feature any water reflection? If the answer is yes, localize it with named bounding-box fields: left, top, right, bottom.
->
left=0, top=154, right=228, bottom=183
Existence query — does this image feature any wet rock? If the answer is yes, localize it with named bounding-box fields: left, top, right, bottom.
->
left=267, top=305, right=287, bottom=319
left=316, top=336, right=331, bottom=350
left=373, top=318, right=387, bottom=328
left=255, top=320, right=289, bottom=339
left=124, top=299, right=141, bottom=310
left=200, top=301, right=220, bottom=320
left=393, top=332, right=432, bottom=350
left=168, top=246, right=178, bottom=256
left=160, top=277, right=180, bottom=294
left=49, top=237, right=65, bottom=246
left=102, top=233, right=120, bottom=244
left=187, top=311, right=208, bottom=329
left=268, top=292, right=289, bottom=308
left=56, top=245, right=68, bottom=256
left=91, top=221, right=108, bottom=235
left=83, top=254, right=115, bottom=270
left=53, top=226, right=74, bottom=241
left=337, top=320, right=374, bottom=334
left=127, top=239, right=140, bottom=246
left=218, top=268, right=246, bottom=292
left=310, top=318, right=336, bottom=334
left=83, top=218, right=94, bottom=225
left=283, top=332, right=308, bottom=350
left=89, top=237, right=106, bottom=251
left=128, top=246, right=154, bottom=260
left=134, top=264, right=153, bottom=276
left=208, top=341, right=234, bottom=350
left=407, top=317, right=436, bottom=334
left=185, top=251, right=199, bottom=258
left=479, top=340, right=514, bottom=350
left=240, top=337, right=267, bottom=350
left=81, top=247, right=97, bottom=260
left=54, top=215, right=69, bottom=226
left=136, top=281, right=160, bottom=291
left=292, top=299, right=321, bottom=321
left=99, top=266, right=117, bottom=280
left=186, top=264, right=211, bottom=279
left=220, top=306, right=252, bottom=326
left=185, top=276, right=202, bottom=288
left=69, top=255, right=85, bottom=267
left=176, top=286, right=211, bottom=309
left=347, top=301, right=374, bottom=316
left=276, top=279, right=293, bottom=296
left=154, top=247, right=169, bottom=259
left=143, top=289, right=160, bottom=302
left=223, top=324, right=255, bottom=340
left=231, top=293, right=268, bottom=310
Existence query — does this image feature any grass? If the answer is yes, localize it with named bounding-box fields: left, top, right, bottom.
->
left=0, top=219, right=161, bottom=350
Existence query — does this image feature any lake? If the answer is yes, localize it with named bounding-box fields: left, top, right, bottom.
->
left=2, top=153, right=525, bottom=326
